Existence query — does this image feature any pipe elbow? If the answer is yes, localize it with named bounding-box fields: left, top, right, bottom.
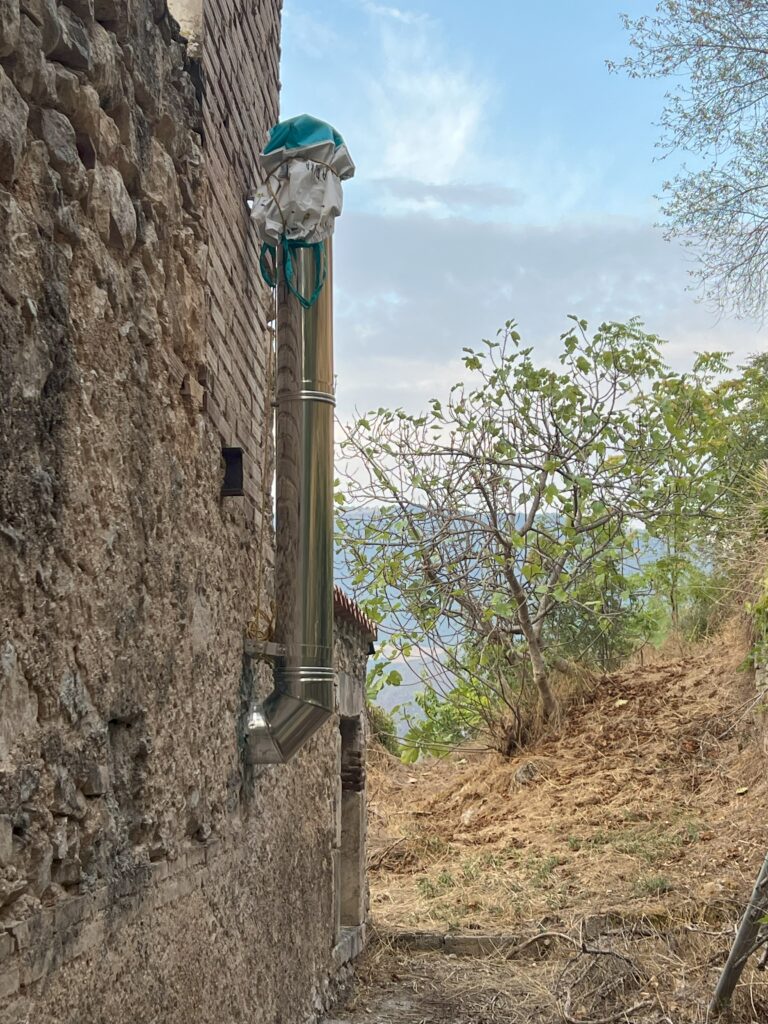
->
left=246, top=666, right=335, bottom=764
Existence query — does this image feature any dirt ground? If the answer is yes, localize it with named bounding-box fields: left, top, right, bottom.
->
left=329, top=630, right=768, bottom=1023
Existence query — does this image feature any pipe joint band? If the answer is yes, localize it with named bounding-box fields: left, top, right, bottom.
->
left=276, top=389, right=336, bottom=406
left=275, top=665, right=335, bottom=710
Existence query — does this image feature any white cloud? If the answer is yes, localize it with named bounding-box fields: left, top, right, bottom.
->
left=359, top=1, right=427, bottom=25
left=358, top=7, right=489, bottom=185
left=332, top=211, right=765, bottom=419
left=372, top=177, right=525, bottom=217
left=281, top=5, right=340, bottom=59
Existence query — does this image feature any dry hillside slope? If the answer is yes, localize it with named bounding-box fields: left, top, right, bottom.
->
left=335, top=632, right=768, bottom=1023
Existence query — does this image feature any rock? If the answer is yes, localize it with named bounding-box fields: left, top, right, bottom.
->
left=93, top=0, right=124, bottom=24
left=4, top=14, right=43, bottom=97
left=5, top=15, right=54, bottom=102
left=36, top=55, right=58, bottom=105
left=0, top=268, right=21, bottom=305
left=51, top=63, right=80, bottom=112
left=58, top=669, right=96, bottom=724
left=116, top=144, right=140, bottom=195
left=0, top=0, right=20, bottom=57
left=51, top=819, right=68, bottom=861
left=52, top=769, right=87, bottom=820
left=64, top=80, right=100, bottom=140
left=0, top=68, right=28, bottom=185
left=0, top=819, right=12, bottom=867
left=51, top=855, right=81, bottom=886
left=142, top=138, right=180, bottom=216
left=7, top=10, right=57, bottom=103
left=28, top=836, right=53, bottom=893
left=65, top=0, right=94, bottom=22
left=19, top=0, right=60, bottom=53
left=514, top=760, right=542, bottom=786
left=50, top=6, right=91, bottom=69
left=0, top=874, right=27, bottom=910
left=37, top=107, right=87, bottom=197
left=88, top=163, right=137, bottom=251
left=130, top=22, right=167, bottom=120
left=77, top=762, right=109, bottom=796
left=88, top=20, right=120, bottom=106
left=52, top=70, right=102, bottom=162
left=94, top=108, right=119, bottom=163
left=53, top=199, right=81, bottom=242
left=0, top=639, right=38, bottom=759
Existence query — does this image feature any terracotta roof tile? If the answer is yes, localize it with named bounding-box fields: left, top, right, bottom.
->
left=333, top=586, right=377, bottom=641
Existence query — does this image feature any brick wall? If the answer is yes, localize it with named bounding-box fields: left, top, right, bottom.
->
left=201, top=0, right=281, bottom=522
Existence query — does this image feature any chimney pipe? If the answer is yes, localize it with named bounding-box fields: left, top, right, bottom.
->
left=246, top=242, right=335, bottom=763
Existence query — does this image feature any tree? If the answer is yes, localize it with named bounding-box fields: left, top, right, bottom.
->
left=337, top=318, right=729, bottom=751
left=611, top=1, right=768, bottom=317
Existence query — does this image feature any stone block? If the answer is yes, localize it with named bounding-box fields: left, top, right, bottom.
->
left=0, top=932, right=15, bottom=964
left=88, top=163, right=137, bottom=251
left=181, top=372, right=205, bottom=409
left=28, top=836, right=53, bottom=893
left=89, top=19, right=120, bottom=106
left=0, top=874, right=27, bottom=910
left=10, top=909, right=52, bottom=952
left=340, top=790, right=365, bottom=928
left=0, top=68, right=28, bottom=185
left=51, top=855, right=82, bottom=886
left=77, top=762, right=109, bottom=797
left=52, top=769, right=87, bottom=820
left=338, top=672, right=364, bottom=718
left=61, top=916, right=104, bottom=963
left=0, top=818, right=12, bottom=867
left=332, top=925, right=364, bottom=968
left=54, top=894, right=90, bottom=932
left=93, top=0, right=119, bottom=18
left=379, top=929, right=445, bottom=951
left=19, top=940, right=57, bottom=987
left=0, top=0, right=20, bottom=57
left=0, top=966, right=19, bottom=1000
left=92, top=0, right=130, bottom=43
left=65, top=0, right=94, bottom=22
left=150, top=859, right=169, bottom=884
left=331, top=848, right=341, bottom=942
left=20, top=0, right=60, bottom=54
left=37, top=107, right=87, bottom=198
left=50, top=6, right=91, bottom=69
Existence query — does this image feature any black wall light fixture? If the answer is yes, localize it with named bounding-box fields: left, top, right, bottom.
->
left=221, top=447, right=245, bottom=497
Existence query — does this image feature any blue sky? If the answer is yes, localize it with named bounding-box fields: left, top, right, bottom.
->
left=280, top=0, right=765, bottom=419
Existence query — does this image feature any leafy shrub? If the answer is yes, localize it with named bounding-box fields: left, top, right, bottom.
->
left=366, top=702, right=401, bottom=756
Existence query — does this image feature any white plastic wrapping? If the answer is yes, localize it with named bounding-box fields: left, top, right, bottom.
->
left=251, top=138, right=355, bottom=247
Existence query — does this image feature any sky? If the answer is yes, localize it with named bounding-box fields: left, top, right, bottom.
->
left=280, top=0, right=766, bottom=421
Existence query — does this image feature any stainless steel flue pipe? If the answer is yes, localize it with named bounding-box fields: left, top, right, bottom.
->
left=246, top=243, right=335, bottom=763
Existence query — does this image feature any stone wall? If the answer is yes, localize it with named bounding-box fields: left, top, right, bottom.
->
left=0, top=1, right=368, bottom=1021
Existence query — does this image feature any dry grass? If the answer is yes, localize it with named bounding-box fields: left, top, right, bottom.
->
left=332, top=925, right=768, bottom=1023
left=343, top=621, right=768, bottom=1023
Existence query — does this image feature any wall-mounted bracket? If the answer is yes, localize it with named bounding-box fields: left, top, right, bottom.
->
left=243, top=638, right=286, bottom=660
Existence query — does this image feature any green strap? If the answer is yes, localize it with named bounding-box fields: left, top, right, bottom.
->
left=259, top=240, right=327, bottom=309
left=259, top=242, right=277, bottom=288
